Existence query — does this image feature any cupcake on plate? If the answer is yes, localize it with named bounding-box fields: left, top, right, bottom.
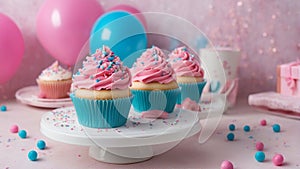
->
left=169, top=46, right=206, bottom=104
left=130, top=46, right=180, bottom=113
left=71, top=46, right=132, bottom=128
left=36, top=61, right=72, bottom=99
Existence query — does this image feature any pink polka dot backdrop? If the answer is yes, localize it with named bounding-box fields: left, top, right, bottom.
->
left=0, top=0, right=299, bottom=100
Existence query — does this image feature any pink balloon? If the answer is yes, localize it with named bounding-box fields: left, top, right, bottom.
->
left=108, top=4, right=147, bottom=29
left=36, top=0, right=104, bottom=66
left=0, top=13, right=24, bottom=84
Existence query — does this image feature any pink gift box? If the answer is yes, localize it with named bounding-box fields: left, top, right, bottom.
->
left=277, top=61, right=300, bottom=96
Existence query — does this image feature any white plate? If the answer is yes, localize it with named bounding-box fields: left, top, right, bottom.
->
left=15, top=86, right=73, bottom=108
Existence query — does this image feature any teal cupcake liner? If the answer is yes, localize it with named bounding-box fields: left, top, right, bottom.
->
left=70, top=94, right=132, bottom=128
left=131, top=88, right=180, bottom=113
left=177, top=80, right=207, bottom=104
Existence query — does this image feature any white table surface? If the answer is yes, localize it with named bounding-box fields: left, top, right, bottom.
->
left=0, top=98, right=299, bottom=169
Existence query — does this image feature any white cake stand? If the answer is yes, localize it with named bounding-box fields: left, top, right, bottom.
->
left=40, top=107, right=201, bottom=164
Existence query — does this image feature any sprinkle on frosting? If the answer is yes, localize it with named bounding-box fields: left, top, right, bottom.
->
left=131, top=46, right=176, bottom=84
left=169, top=46, right=204, bottom=77
left=72, top=46, right=131, bottom=90
left=38, top=61, right=72, bottom=81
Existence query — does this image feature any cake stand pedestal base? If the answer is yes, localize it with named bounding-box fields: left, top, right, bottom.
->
left=89, top=146, right=153, bottom=164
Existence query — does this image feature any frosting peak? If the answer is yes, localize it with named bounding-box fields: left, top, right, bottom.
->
left=131, top=46, right=176, bottom=84
left=39, top=61, right=72, bottom=81
left=72, top=46, right=131, bottom=90
left=169, top=46, right=204, bottom=77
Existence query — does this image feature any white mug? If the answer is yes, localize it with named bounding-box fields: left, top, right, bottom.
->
left=200, top=47, right=240, bottom=110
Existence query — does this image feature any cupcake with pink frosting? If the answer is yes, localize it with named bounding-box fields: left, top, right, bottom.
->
left=71, top=46, right=132, bottom=128
left=36, top=61, right=72, bottom=99
left=130, top=46, right=180, bottom=114
left=169, top=46, right=206, bottom=104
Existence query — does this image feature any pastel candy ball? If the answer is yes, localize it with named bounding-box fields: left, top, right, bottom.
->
left=272, top=124, right=281, bottom=132
left=1, top=105, right=7, bottom=111
left=255, top=151, right=265, bottom=162
left=37, top=140, right=46, bottom=150
left=28, top=150, right=38, bottom=161
left=260, top=119, right=267, bottom=126
left=18, top=130, right=27, bottom=139
left=255, top=142, right=264, bottom=151
left=272, top=154, right=284, bottom=166
left=10, top=124, right=19, bottom=133
left=227, top=133, right=235, bottom=141
left=243, top=125, right=250, bottom=132
left=220, top=160, right=234, bottom=169
left=229, top=124, right=235, bottom=131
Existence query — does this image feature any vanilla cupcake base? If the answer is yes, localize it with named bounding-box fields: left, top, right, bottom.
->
left=176, top=76, right=203, bottom=83
left=71, top=91, right=132, bottom=128
left=36, top=79, right=72, bottom=99
left=130, top=81, right=180, bottom=113
left=130, top=81, right=178, bottom=90
left=75, top=88, right=131, bottom=100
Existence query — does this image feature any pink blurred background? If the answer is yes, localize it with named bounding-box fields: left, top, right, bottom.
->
left=0, top=0, right=299, bottom=100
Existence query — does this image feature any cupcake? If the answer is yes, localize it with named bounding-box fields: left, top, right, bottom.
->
left=169, top=46, right=206, bottom=104
left=130, top=46, right=180, bottom=113
left=36, top=61, right=72, bottom=99
left=71, top=46, right=132, bottom=128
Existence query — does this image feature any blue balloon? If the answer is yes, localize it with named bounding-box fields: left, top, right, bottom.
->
left=90, top=11, right=147, bottom=62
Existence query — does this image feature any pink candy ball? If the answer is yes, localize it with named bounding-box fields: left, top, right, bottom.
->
left=221, top=160, right=234, bottom=169
left=260, top=119, right=267, bottom=126
left=256, top=141, right=264, bottom=151
left=10, top=124, right=19, bottom=133
left=273, top=154, right=284, bottom=166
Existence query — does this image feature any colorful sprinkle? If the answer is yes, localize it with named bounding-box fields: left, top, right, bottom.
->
left=255, top=151, right=265, bottom=162
left=220, top=160, right=234, bottom=169
left=10, top=124, right=19, bottom=133
left=227, top=133, right=235, bottom=141
left=229, top=124, right=235, bottom=131
left=37, top=140, right=46, bottom=150
left=243, top=125, right=250, bottom=132
left=272, top=124, right=281, bottom=132
left=260, top=119, right=267, bottom=126
left=1, top=105, right=7, bottom=111
left=28, top=150, right=38, bottom=161
left=272, top=154, right=284, bottom=166
left=108, top=56, right=115, bottom=61
left=255, top=141, right=264, bottom=151
left=18, top=130, right=27, bottom=139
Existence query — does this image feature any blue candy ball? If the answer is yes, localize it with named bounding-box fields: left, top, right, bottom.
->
left=255, top=151, right=265, bottom=162
left=272, top=124, right=281, bottom=133
left=37, top=140, right=46, bottom=150
left=227, top=133, right=235, bottom=141
left=18, top=130, right=27, bottom=139
left=28, top=150, right=38, bottom=161
left=1, top=105, right=7, bottom=111
left=229, top=124, right=236, bottom=131
left=243, top=125, right=250, bottom=132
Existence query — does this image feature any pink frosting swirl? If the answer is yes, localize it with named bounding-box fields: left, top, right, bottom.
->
left=169, top=46, right=204, bottom=77
left=72, top=46, right=131, bottom=90
left=131, top=46, right=176, bottom=84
